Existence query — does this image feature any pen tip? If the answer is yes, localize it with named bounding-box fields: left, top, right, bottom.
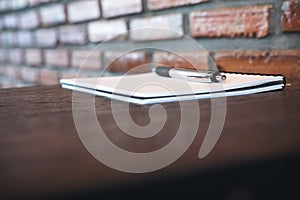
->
left=216, top=74, right=226, bottom=82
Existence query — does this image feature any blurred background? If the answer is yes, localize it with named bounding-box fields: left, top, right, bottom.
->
left=0, top=0, right=299, bottom=88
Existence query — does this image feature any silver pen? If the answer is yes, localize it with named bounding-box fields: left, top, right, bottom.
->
left=154, top=66, right=226, bottom=83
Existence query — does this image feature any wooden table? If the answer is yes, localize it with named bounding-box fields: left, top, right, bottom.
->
left=1, top=80, right=300, bottom=200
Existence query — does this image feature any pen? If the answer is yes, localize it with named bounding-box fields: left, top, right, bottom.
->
left=153, top=66, right=226, bottom=83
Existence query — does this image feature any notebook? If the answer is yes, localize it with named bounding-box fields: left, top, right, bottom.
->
left=60, top=72, right=285, bottom=105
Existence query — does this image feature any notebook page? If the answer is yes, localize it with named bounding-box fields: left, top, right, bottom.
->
left=60, top=72, right=284, bottom=98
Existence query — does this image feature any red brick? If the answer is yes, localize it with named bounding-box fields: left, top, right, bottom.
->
left=18, top=31, right=35, bottom=47
left=35, top=28, right=58, bottom=47
left=59, top=25, right=87, bottom=45
left=214, top=50, right=300, bottom=79
left=153, top=51, right=209, bottom=70
left=130, top=14, right=183, bottom=41
left=72, top=50, right=102, bottom=70
left=190, top=5, right=271, bottom=38
left=9, top=49, right=24, bottom=64
left=282, top=0, right=300, bottom=32
left=21, top=67, right=40, bottom=82
left=104, top=51, right=150, bottom=73
left=88, top=19, right=127, bottom=42
left=101, top=0, right=142, bottom=18
left=3, top=14, right=18, bottom=29
left=39, top=4, right=66, bottom=27
left=148, top=0, right=209, bottom=10
left=39, top=69, right=59, bottom=85
left=45, top=49, right=69, bottom=67
left=19, top=10, right=39, bottom=29
left=25, top=49, right=42, bottom=66
left=67, top=0, right=101, bottom=23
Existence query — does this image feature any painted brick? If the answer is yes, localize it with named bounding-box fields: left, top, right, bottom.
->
left=39, top=4, right=66, bottom=27
left=1, top=81, right=32, bottom=89
left=28, top=0, right=53, bottom=6
left=0, top=64, right=7, bottom=74
left=19, top=10, right=39, bottom=29
left=9, top=49, right=24, bottom=64
left=101, top=0, right=142, bottom=18
left=28, top=0, right=43, bottom=6
left=18, top=31, right=35, bottom=47
left=148, top=0, right=209, bottom=10
left=25, top=49, right=42, bottom=66
left=153, top=51, right=209, bottom=70
left=45, top=49, right=69, bottom=67
left=11, top=0, right=28, bottom=10
left=214, top=50, right=300, bottom=79
left=60, top=71, right=78, bottom=79
left=35, top=28, right=58, bottom=47
left=130, top=14, right=183, bottom=41
left=6, top=65, right=21, bottom=79
left=67, top=0, right=101, bottom=23
left=4, top=1, right=12, bottom=11
left=104, top=51, right=150, bottom=73
left=190, top=5, right=271, bottom=38
left=1, top=82, right=17, bottom=89
left=88, top=19, right=127, bottom=42
left=1, top=32, right=18, bottom=47
left=59, top=25, right=87, bottom=45
left=0, top=17, right=4, bottom=31
left=21, top=67, right=40, bottom=82
left=282, top=0, right=300, bottom=32
left=0, top=1, right=9, bottom=11
left=61, top=70, right=100, bottom=78
left=0, top=49, right=8, bottom=63
left=28, top=0, right=39, bottom=6
left=72, top=50, right=102, bottom=70
left=3, top=14, right=18, bottom=29
left=39, top=69, right=59, bottom=85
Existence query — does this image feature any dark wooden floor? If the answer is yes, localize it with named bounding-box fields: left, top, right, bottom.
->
left=1, top=80, right=300, bottom=199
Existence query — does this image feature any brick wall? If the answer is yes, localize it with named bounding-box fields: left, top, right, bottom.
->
left=0, top=0, right=299, bottom=88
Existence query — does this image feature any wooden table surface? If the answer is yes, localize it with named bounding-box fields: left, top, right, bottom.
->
left=1, top=80, right=300, bottom=200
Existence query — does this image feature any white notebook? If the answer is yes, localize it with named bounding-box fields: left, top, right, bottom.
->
left=60, top=72, right=285, bottom=105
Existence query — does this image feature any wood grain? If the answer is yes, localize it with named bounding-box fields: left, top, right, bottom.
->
left=0, top=81, right=300, bottom=199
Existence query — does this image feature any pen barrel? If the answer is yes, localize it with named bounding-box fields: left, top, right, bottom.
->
left=154, top=66, right=172, bottom=77
left=154, top=66, right=226, bottom=83
left=169, top=68, right=214, bottom=78
left=170, top=68, right=223, bottom=82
